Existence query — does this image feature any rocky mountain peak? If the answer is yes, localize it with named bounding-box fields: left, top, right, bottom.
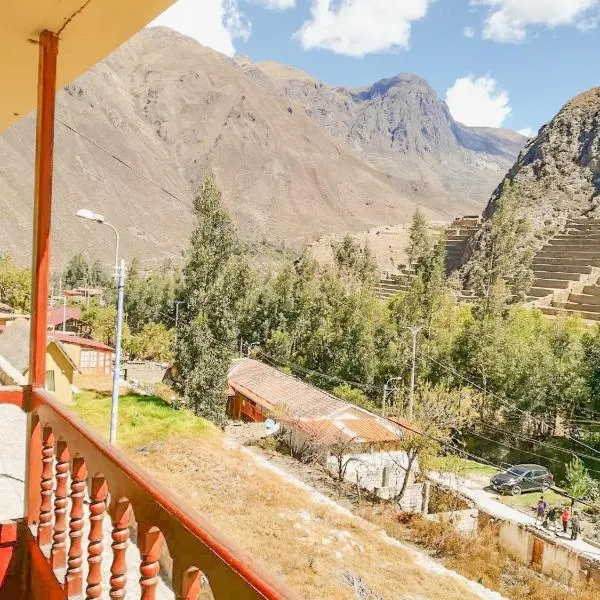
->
left=484, top=86, right=600, bottom=230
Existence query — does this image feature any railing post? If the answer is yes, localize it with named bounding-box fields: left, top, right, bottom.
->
left=25, top=410, right=42, bottom=526
left=51, top=440, right=69, bottom=569
left=140, top=526, right=164, bottom=600
left=28, top=29, right=58, bottom=387
left=109, top=498, right=131, bottom=599
left=38, top=425, right=55, bottom=547
left=179, top=566, right=202, bottom=600
left=86, top=474, right=108, bottom=599
left=65, top=456, right=87, bottom=597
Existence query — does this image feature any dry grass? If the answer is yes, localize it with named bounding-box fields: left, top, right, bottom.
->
left=361, top=505, right=599, bottom=600
left=72, top=393, right=489, bottom=600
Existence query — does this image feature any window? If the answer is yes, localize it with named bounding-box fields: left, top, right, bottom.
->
left=45, top=370, right=55, bottom=392
left=81, top=349, right=98, bottom=368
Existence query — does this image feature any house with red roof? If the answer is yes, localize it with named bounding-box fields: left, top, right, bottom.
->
left=47, top=305, right=82, bottom=334
left=50, top=331, right=114, bottom=377
left=227, top=359, right=423, bottom=507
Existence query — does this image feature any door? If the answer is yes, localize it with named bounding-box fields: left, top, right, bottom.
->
left=532, top=469, right=547, bottom=490
left=521, top=470, right=535, bottom=491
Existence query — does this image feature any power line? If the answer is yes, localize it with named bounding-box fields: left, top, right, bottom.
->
left=257, top=350, right=380, bottom=393
left=56, top=118, right=195, bottom=212
left=479, top=421, right=600, bottom=468
left=418, top=348, right=600, bottom=459
left=393, top=419, right=600, bottom=511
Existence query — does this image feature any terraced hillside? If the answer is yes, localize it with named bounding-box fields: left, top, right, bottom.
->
left=529, top=218, right=600, bottom=320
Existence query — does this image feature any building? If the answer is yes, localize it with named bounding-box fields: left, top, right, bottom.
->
left=47, top=305, right=82, bottom=333
left=0, top=320, right=76, bottom=403
left=50, top=331, right=113, bottom=376
left=227, top=359, right=421, bottom=503
left=63, top=287, right=104, bottom=304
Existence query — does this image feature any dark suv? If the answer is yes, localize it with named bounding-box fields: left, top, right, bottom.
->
left=490, top=464, right=554, bottom=496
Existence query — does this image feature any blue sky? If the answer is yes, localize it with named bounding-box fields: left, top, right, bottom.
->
left=152, top=0, right=600, bottom=136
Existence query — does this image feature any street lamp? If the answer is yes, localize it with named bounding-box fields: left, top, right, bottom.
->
left=407, top=325, right=424, bottom=421
left=382, top=376, right=402, bottom=417
left=75, top=209, right=119, bottom=278
left=75, top=208, right=125, bottom=444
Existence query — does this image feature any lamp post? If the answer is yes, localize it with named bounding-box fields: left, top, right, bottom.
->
left=75, top=208, right=124, bottom=444
left=407, top=325, right=424, bottom=421
left=75, top=209, right=119, bottom=278
left=382, top=376, right=402, bottom=418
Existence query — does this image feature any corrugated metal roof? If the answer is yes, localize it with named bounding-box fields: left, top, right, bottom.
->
left=50, top=332, right=113, bottom=352
left=343, top=418, right=401, bottom=443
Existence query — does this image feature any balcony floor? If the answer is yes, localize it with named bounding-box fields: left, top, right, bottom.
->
left=0, top=404, right=25, bottom=522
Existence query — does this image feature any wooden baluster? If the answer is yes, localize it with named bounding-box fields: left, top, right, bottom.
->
left=139, top=527, right=164, bottom=600
left=65, top=456, right=88, bottom=597
left=181, top=567, right=201, bottom=600
left=51, top=440, right=69, bottom=569
left=86, top=474, right=108, bottom=600
left=38, top=425, right=55, bottom=547
left=109, top=498, right=131, bottom=599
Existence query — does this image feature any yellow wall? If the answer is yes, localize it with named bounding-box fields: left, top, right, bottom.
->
left=43, top=343, right=74, bottom=404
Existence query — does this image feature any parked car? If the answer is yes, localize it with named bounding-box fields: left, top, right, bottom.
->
left=490, top=464, right=554, bottom=496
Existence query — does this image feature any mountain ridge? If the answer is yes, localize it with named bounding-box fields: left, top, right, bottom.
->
left=0, top=27, right=525, bottom=269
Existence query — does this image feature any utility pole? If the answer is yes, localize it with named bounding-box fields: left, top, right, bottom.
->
left=382, top=376, right=402, bottom=418
left=110, top=259, right=126, bottom=444
left=239, top=338, right=244, bottom=358
left=407, top=325, right=424, bottom=421
left=174, top=300, right=184, bottom=327
left=62, top=294, right=66, bottom=333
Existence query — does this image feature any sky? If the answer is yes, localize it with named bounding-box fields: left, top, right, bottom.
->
left=152, top=0, right=600, bottom=136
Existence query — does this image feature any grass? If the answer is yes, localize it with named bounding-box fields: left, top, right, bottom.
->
left=428, top=455, right=499, bottom=478
left=71, top=391, right=214, bottom=449
left=497, top=489, right=566, bottom=511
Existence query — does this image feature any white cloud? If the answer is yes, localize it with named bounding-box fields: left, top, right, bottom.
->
left=296, top=0, right=430, bottom=58
left=445, top=75, right=512, bottom=128
left=463, top=25, right=475, bottom=38
left=473, top=0, right=600, bottom=43
left=151, top=0, right=251, bottom=57
left=518, top=127, right=536, bottom=138
left=255, top=0, right=296, bottom=8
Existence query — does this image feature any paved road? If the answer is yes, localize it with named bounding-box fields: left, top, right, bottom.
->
left=431, top=471, right=600, bottom=561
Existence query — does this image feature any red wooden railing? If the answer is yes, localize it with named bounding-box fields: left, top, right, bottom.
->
left=0, top=386, right=299, bottom=599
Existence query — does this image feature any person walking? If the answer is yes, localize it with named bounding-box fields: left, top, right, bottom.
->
left=561, top=505, right=570, bottom=534
left=546, top=505, right=559, bottom=534
left=571, top=510, right=581, bottom=541
left=535, top=496, right=548, bottom=526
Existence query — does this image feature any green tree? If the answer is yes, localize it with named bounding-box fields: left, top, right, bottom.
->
left=331, top=234, right=377, bottom=287
left=332, top=384, right=377, bottom=411
left=464, top=182, right=534, bottom=318
left=175, top=175, right=249, bottom=423
left=563, top=457, right=593, bottom=507
left=0, top=254, right=31, bottom=311
left=63, top=253, right=91, bottom=288
left=126, top=322, right=174, bottom=362
left=407, top=208, right=430, bottom=268
left=80, top=303, right=130, bottom=347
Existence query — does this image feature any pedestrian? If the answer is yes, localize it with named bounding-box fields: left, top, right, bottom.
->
left=535, top=495, right=548, bottom=525
left=546, top=505, right=559, bottom=534
left=561, top=505, right=570, bottom=534
left=571, top=510, right=581, bottom=541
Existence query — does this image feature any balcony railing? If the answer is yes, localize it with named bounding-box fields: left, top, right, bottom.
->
left=0, top=386, right=298, bottom=599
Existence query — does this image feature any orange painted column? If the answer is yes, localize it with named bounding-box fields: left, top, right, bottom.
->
left=28, top=29, right=59, bottom=387
left=24, top=30, right=58, bottom=527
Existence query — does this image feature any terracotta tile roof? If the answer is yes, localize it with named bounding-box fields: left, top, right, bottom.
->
left=343, top=418, right=402, bottom=443
left=289, top=417, right=404, bottom=445
left=47, top=306, right=81, bottom=327
left=50, top=332, right=113, bottom=352
left=228, top=358, right=347, bottom=419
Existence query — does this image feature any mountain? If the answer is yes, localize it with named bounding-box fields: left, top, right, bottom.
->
left=0, top=27, right=525, bottom=268
left=482, top=87, right=600, bottom=230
